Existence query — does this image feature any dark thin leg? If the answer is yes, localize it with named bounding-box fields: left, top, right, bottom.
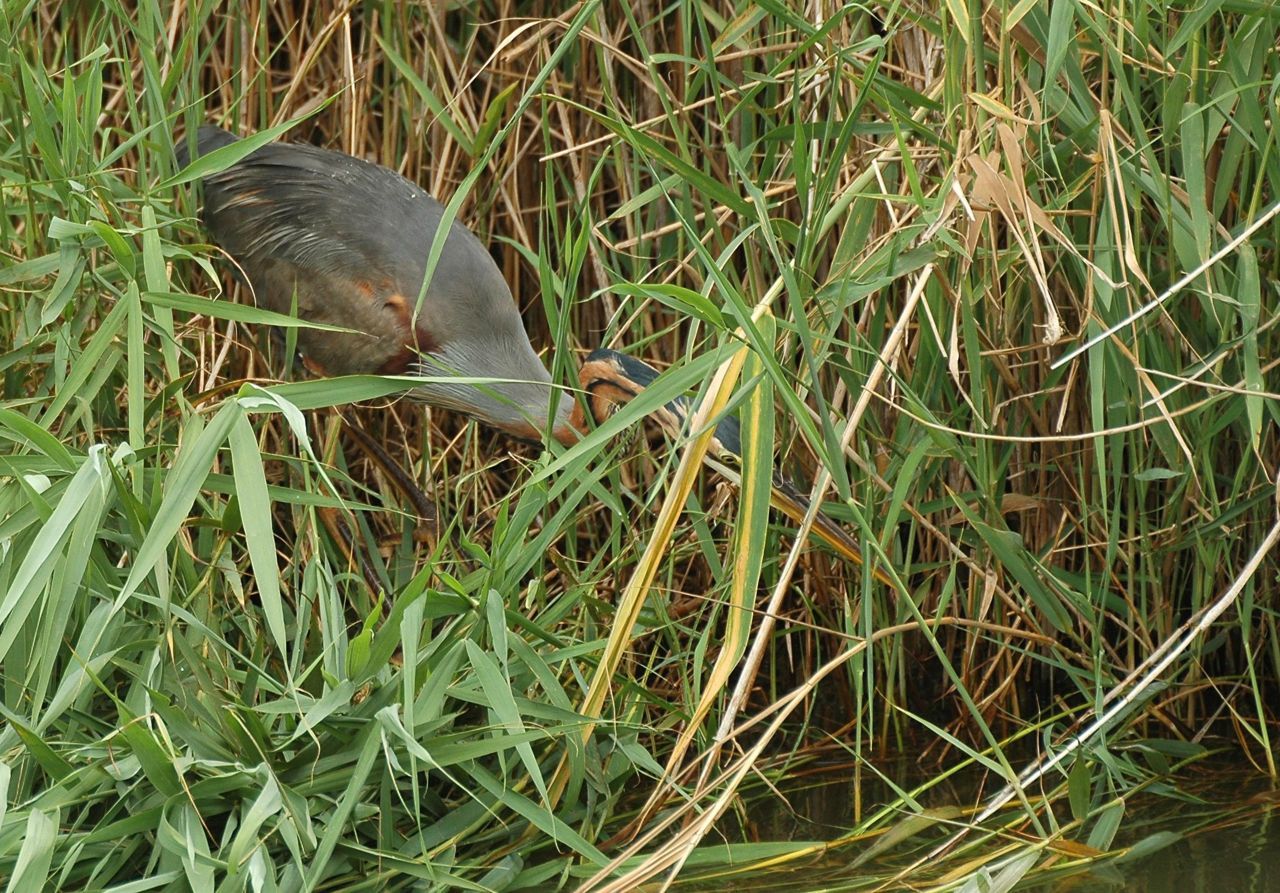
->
left=317, top=506, right=385, bottom=596
left=338, top=410, right=440, bottom=549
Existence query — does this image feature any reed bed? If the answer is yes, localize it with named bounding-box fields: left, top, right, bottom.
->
left=2, top=1, right=1278, bottom=889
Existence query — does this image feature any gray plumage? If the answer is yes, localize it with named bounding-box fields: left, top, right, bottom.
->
left=182, top=126, right=568, bottom=434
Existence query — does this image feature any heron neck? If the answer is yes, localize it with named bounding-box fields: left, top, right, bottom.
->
left=551, top=392, right=587, bottom=446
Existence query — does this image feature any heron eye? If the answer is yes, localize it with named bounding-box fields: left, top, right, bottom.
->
left=588, top=391, right=622, bottom=425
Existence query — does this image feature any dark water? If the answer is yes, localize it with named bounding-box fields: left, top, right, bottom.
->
left=1024, top=779, right=1280, bottom=893
left=1030, top=811, right=1280, bottom=891
left=681, top=762, right=1280, bottom=891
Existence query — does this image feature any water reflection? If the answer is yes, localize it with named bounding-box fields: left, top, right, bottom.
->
left=679, top=761, right=1280, bottom=891
left=1027, top=776, right=1280, bottom=892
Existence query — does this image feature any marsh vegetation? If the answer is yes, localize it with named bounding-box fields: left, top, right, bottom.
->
left=2, top=1, right=1278, bottom=889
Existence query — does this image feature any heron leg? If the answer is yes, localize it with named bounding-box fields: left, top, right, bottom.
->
left=339, top=411, right=441, bottom=550
left=316, top=505, right=386, bottom=595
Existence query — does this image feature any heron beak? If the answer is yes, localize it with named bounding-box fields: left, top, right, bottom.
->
left=565, top=348, right=893, bottom=585
left=765, top=479, right=895, bottom=586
